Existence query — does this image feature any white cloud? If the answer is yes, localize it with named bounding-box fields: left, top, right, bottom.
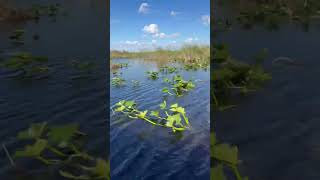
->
left=201, top=15, right=210, bottom=26
left=125, top=40, right=139, bottom=45
left=170, top=11, right=180, bottom=16
left=153, top=32, right=166, bottom=38
left=143, top=24, right=180, bottom=39
left=143, top=24, right=159, bottom=34
left=138, top=3, right=150, bottom=14
left=152, top=40, right=157, bottom=44
left=185, top=37, right=199, bottom=43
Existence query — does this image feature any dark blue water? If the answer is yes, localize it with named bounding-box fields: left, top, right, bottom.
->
left=110, top=59, right=210, bottom=180
left=0, top=0, right=108, bottom=179
left=214, top=2, right=320, bottom=180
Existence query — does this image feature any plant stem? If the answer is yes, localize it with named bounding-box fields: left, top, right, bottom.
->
left=2, top=143, right=15, bottom=167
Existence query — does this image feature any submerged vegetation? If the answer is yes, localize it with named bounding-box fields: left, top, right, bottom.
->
left=3, top=122, right=110, bottom=180
left=112, top=100, right=190, bottom=132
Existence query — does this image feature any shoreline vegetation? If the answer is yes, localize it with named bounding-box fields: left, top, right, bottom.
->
left=0, top=3, right=34, bottom=22
left=111, top=45, right=210, bottom=63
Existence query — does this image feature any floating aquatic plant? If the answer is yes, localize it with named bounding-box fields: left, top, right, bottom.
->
left=112, top=100, right=190, bottom=132
left=71, top=60, right=95, bottom=72
left=5, top=122, right=110, bottom=179
left=111, top=77, right=125, bottom=87
left=147, top=71, right=159, bottom=80
left=0, top=52, right=49, bottom=78
left=162, top=75, right=195, bottom=97
left=211, top=131, right=248, bottom=180
left=9, top=29, right=25, bottom=44
left=212, top=44, right=271, bottom=110
left=159, top=66, right=177, bottom=74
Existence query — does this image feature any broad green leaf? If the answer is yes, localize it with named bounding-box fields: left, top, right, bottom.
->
left=213, top=143, right=239, bottom=165
left=162, top=87, right=169, bottom=93
left=137, top=110, right=148, bottom=119
left=116, top=100, right=125, bottom=106
left=48, top=124, right=79, bottom=148
left=170, top=103, right=178, bottom=108
left=17, top=122, right=47, bottom=139
left=124, top=100, right=135, bottom=108
left=92, top=159, right=109, bottom=178
left=166, top=114, right=182, bottom=127
left=150, top=111, right=159, bottom=117
left=59, top=170, right=90, bottom=180
left=211, top=165, right=226, bottom=180
left=115, top=105, right=125, bottom=112
left=15, top=139, right=47, bottom=158
left=160, top=101, right=166, bottom=109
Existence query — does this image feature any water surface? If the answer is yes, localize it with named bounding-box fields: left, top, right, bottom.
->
left=0, top=0, right=108, bottom=179
left=111, top=58, right=210, bottom=180
left=214, top=2, right=320, bottom=180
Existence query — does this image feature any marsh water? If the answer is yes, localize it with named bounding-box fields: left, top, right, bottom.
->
left=214, top=2, right=320, bottom=180
left=0, top=0, right=108, bottom=179
left=110, top=59, right=210, bottom=180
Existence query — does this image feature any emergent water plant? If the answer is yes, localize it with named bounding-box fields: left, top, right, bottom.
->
left=0, top=52, right=49, bottom=78
left=111, top=76, right=125, bottom=87
left=162, top=75, right=195, bottom=97
left=5, top=122, right=109, bottom=180
left=147, top=71, right=159, bottom=80
left=112, top=100, right=190, bottom=132
left=211, top=130, right=248, bottom=180
left=212, top=44, right=271, bottom=110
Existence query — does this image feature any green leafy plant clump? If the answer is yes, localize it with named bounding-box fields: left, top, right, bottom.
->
left=147, top=71, right=159, bottom=80
left=159, top=65, right=178, bottom=74
left=7, top=122, right=110, bottom=180
left=0, top=52, right=49, bottom=78
left=212, top=44, right=271, bottom=110
left=162, top=75, right=195, bottom=97
left=111, top=76, right=125, bottom=87
left=211, top=131, right=248, bottom=180
left=9, top=29, right=25, bottom=44
left=112, top=100, right=190, bottom=132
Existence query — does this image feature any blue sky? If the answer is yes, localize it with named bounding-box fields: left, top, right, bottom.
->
left=111, top=0, right=210, bottom=51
